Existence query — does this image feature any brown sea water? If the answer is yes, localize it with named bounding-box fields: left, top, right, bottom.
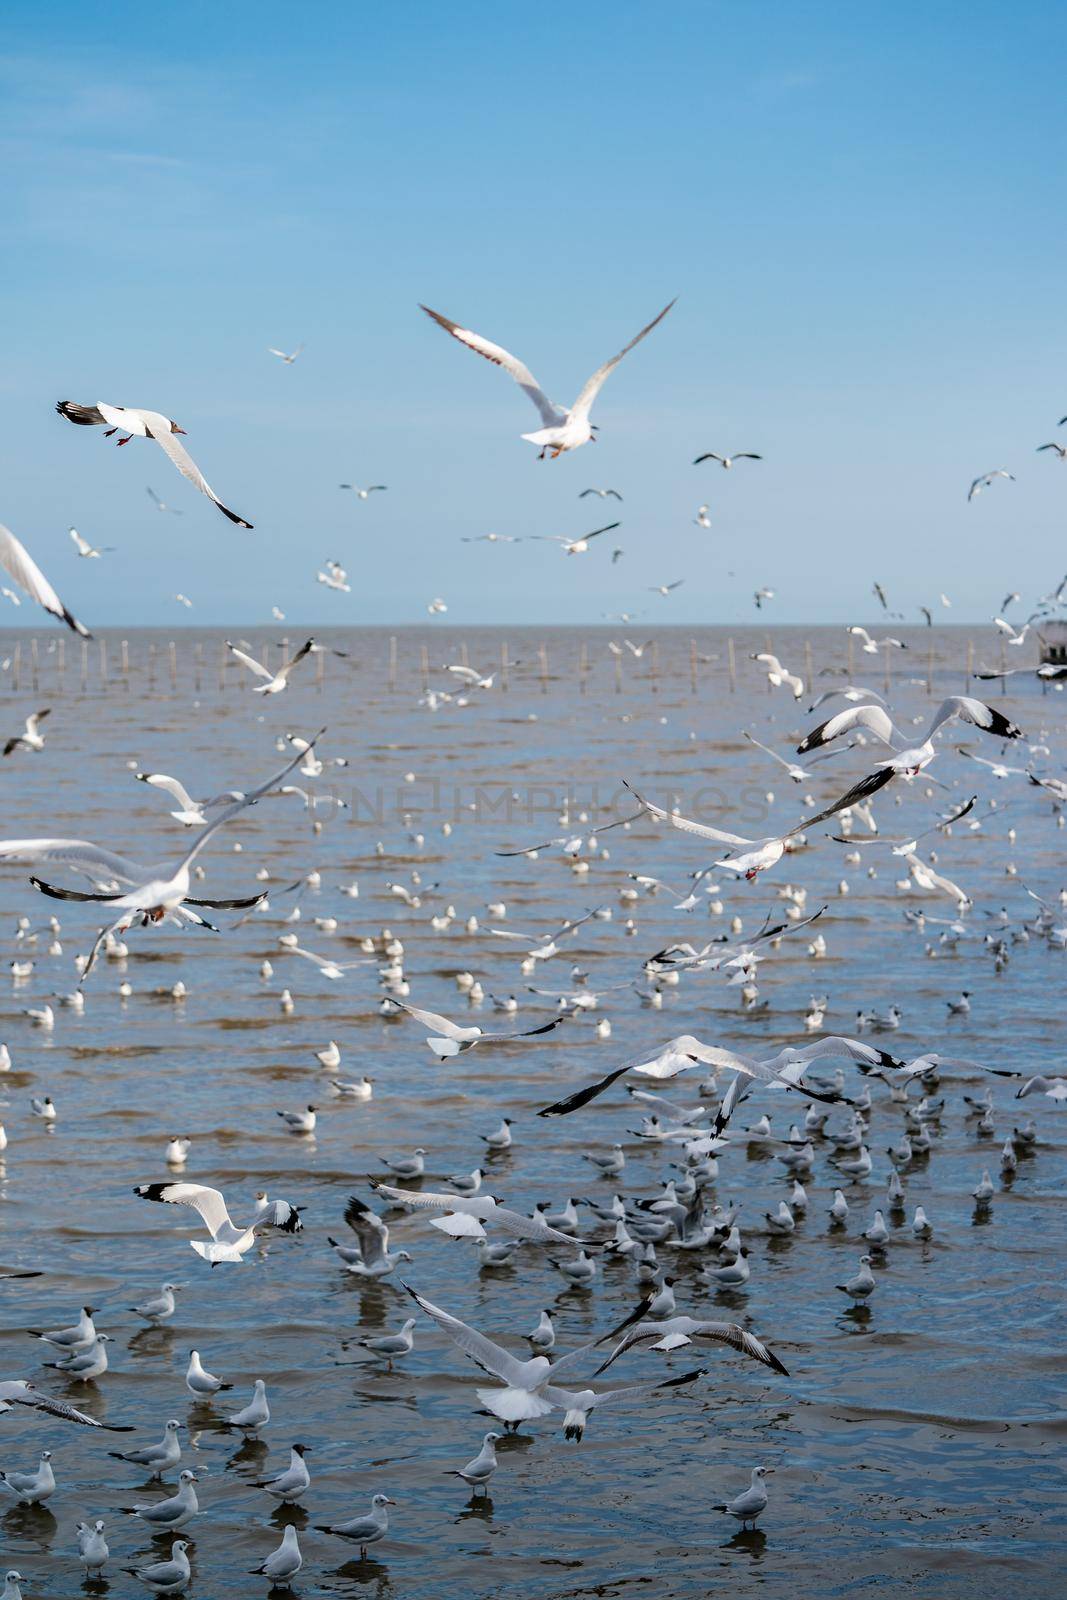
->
left=0, top=624, right=1063, bottom=1599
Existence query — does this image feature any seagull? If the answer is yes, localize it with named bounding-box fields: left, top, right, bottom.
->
left=714, top=1466, right=773, bottom=1529
left=797, top=695, right=1023, bottom=775
left=0, top=1451, right=55, bottom=1504
left=327, top=1196, right=412, bottom=1278
left=129, top=1284, right=182, bottom=1323
left=316, top=1494, right=395, bottom=1558
left=282, top=943, right=371, bottom=981
left=847, top=626, right=908, bottom=655
left=580, top=487, right=623, bottom=500
left=992, top=616, right=1030, bottom=646
left=0, top=523, right=90, bottom=636
left=255, top=1443, right=311, bottom=1503
left=449, top=1431, right=501, bottom=1493
left=0, top=735, right=317, bottom=978
left=227, top=1380, right=270, bottom=1433
left=226, top=637, right=314, bottom=693
left=146, top=486, right=182, bottom=515
left=373, top=1184, right=584, bottom=1246
left=693, top=451, right=762, bottom=468
left=133, top=1181, right=303, bottom=1263
left=754, top=586, right=775, bottom=609
left=76, top=1520, right=109, bottom=1577
left=694, top=504, right=712, bottom=528
left=318, top=559, right=351, bottom=592
left=109, top=1419, right=183, bottom=1477
left=447, top=663, right=495, bottom=689
left=530, top=521, right=620, bottom=555
left=359, top=1318, right=416, bottom=1368
left=836, top=1255, right=876, bottom=1299
left=461, top=531, right=518, bottom=543
left=403, top=1284, right=699, bottom=1439
left=648, top=580, right=684, bottom=596
left=69, top=527, right=113, bottom=559
left=127, top=1470, right=200, bottom=1530
left=593, top=1316, right=788, bottom=1376
left=250, top=1525, right=302, bottom=1584
left=968, top=469, right=1014, bottom=502
left=268, top=344, right=304, bottom=364
left=420, top=298, right=675, bottom=457
left=1036, top=442, right=1067, bottom=460
left=339, top=482, right=387, bottom=498
left=136, top=772, right=239, bottom=827
left=56, top=402, right=252, bottom=526
left=185, top=1350, right=230, bottom=1397
left=29, top=1306, right=97, bottom=1353
left=4, top=710, right=49, bottom=757
left=125, top=1540, right=191, bottom=1594
left=751, top=652, right=804, bottom=698
left=388, top=996, right=565, bottom=1056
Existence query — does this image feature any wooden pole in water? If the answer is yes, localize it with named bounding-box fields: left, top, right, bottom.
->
left=57, top=636, right=65, bottom=690
left=30, top=637, right=39, bottom=691
left=80, top=640, right=88, bottom=691
left=847, top=632, right=855, bottom=678
left=613, top=651, right=623, bottom=694
left=120, top=639, right=129, bottom=692
left=316, top=647, right=326, bottom=693
left=148, top=642, right=156, bottom=691
left=500, top=640, right=510, bottom=691
left=12, top=642, right=20, bottom=692
left=538, top=641, right=549, bottom=694
left=727, top=637, right=736, bottom=693
left=388, top=635, right=398, bottom=691
left=459, top=641, right=470, bottom=670
left=99, top=638, right=108, bottom=687
left=650, top=639, right=660, bottom=694
left=419, top=644, right=430, bottom=692
left=194, top=643, right=202, bottom=694
left=927, top=635, right=934, bottom=696
left=804, top=639, right=814, bottom=694
left=168, top=641, right=177, bottom=691
left=883, top=640, right=891, bottom=698
left=689, top=638, right=698, bottom=695
left=578, top=640, right=589, bottom=694
left=965, top=638, right=973, bottom=692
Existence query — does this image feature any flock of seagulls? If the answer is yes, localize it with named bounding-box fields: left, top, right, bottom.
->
left=0, top=300, right=1062, bottom=1598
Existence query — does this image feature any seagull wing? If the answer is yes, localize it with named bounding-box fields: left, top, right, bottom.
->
left=226, top=642, right=273, bottom=681
left=488, top=1205, right=579, bottom=1245
left=595, top=1318, right=788, bottom=1376
left=146, top=425, right=253, bottom=528
left=569, top=300, right=676, bottom=422
left=276, top=638, right=315, bottom=683
left=174, top=730, right=326, bottom=873
left=342, top=1196, right=388, bottom=1264
left=419, top=306, right=563, bottom=427
left=133, top=1181, right=232, bottom=1238
left=796, top=766, right=897, bottom=832
left=0, top=524, right=91, bottom=637
left=401, top=1284, right=534, bottom=1385
left=622, top=780, right=753, bottom=847
left=388, top=998, right=466, bottom=1040
left=12, top=1390, right=132, bottom=1429
left=138, top=773, right=199, bottom=811
left=0, top=838, right=149, bottom=884
left=924, top=696, right=1022, bottom=742
left=543, top=1369, right=703, bottom=1411
left=796, top=703, right=900, bottom=754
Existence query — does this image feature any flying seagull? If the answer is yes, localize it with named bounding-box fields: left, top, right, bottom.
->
left=69, top=528, right=113, bottom=559
left=386, top=997, right=565, bottom=1058
left=0, top=524, right=90, bottom=636
left=0, top=734, right=321, bottom=979
left=56, top=402, right=252, bottom=527
left=226, top=638, right=315, bottom=694
left=420, top=299, right=675, bottom=457
left=339, top=483, right=387, bottom=498
left=530, top=522, right=620, bottom=556
left=268, top=344, right=304, bottom=364
left=579, top=488, right=623, bottom=500
left=967, top=469, right=1014, bottom=502
left=693, top=452, right=762, bottom=468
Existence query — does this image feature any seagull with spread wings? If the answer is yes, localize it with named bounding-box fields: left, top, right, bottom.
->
left=0, top=1378, right=133, bottom=1431
left=374, top=1184, right=584, bottom=1247
left=386, top=997, right=565, bottom=1057
left=797, top=695, right=1023, bottom=776
left=403, top=1284, right=701, bottom=1440
left=56, top=402, right=252, bottom=527
left=0, top=734, right=320, bottom=979
left=268, top=344, right=304, bottom=364
left=968, top=469, right=1014, bottom=502
left=420, top=299, right=675, bottom=457
left=693, top=451, right=762, bottom=468
left=226, top=638, right=315, bottom=693
left=69, top=527, right=113, bottom=559
left=530, top=521, right=620, bottom=555
left=133, top=1180, right=302, bottom=1264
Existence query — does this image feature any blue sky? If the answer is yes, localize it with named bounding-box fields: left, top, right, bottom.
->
left=2, top=2, right=1065, bottom=628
